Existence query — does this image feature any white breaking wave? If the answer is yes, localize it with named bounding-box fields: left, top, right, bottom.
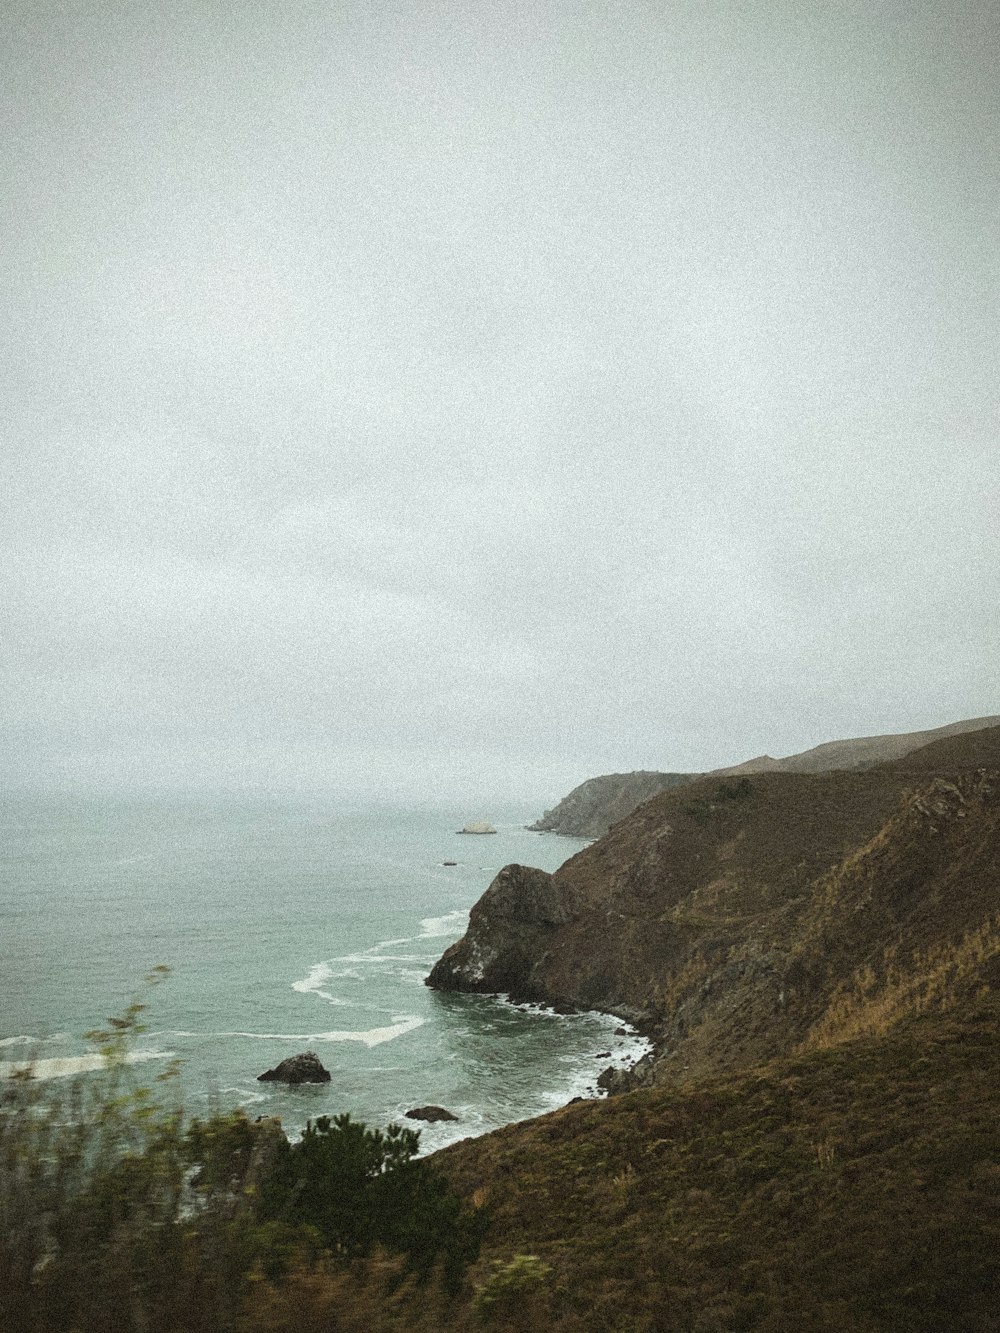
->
left=291, top=962, right=352, bottom=1005
left=331, top=952, right=435, bottom=965
left=418, top=910, right=468, bottom=939
left=0, top=1050, right=174, bottom=1081
left=217, top=1015, right=424, bottom=1048
left=0, top=1033, right=70, bottom=1049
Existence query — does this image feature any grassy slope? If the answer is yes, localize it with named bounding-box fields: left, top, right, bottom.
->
left=521, top=729, right=1000, bottom=1086
left=710, top=713, right=1000, bottom=776
left=411, top=732, right=1000, bottom=1330
left=436, top=993, right=1000, bottom=1331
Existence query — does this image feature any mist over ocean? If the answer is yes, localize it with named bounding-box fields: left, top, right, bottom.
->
left=0, top=794, right=647, bottom=1150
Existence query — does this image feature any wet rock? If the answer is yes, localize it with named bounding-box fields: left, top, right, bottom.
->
left=426, top=863, right=575, bottom=1000
left=257, top=1051, right=331, bottom=1084
left=405, top=1105, right=458, bottom=1122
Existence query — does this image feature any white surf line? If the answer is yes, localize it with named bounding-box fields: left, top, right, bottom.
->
left=417, top=909, right=469, bottom=938
left=341, top=953, right=436, bottom=962
left=0, top=1050, right=174, bottom=1081
left=217, top=1016, right=424, bottom=1048
left=291, top=961, right=353, bottom=1005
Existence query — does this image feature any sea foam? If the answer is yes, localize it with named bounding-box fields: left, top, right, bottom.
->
left=417, top=909, right=468, bottom=939
left=216, top=1016, right=424, bottom=1048
left=0, top=1049, right=173, bottom=1081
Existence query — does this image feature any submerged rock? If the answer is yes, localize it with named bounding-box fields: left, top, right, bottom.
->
left=257, top=1051, right=331, bottom=1084
left=405, top=1105, right=458, bottom=1122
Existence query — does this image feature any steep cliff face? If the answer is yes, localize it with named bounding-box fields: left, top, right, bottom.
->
left=426, top=864, right=578, bottom=1003
left=527, top=771, right=693, bottom=838
left=430, top=727, right=1000, bottom=1087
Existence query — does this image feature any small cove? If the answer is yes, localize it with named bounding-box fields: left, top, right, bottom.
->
left=0, top=793, right=649, bottom=1150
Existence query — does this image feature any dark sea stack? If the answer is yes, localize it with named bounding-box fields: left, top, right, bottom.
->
left=405, top=1105, right=458, bottom=1122
left=257, top=1051, right=332, bottom=1083
left=426, top=863, right=575, bottom=1002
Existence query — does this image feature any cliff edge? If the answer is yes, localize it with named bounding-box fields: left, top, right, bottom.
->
left=430, top=726, right=1000, bottom=1089
left=528, top=714, right=1000, bottom=839
left=527, top=770, right=693, bottom=839
left=427, top=864, right=577, bottom=1004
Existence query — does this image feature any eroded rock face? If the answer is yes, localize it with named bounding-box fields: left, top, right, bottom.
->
left=528, top=771, right=693, bottom=838
left=257, top=1051, right=331, bottom=1083
left=426, top=863, right=575, bottom=1002
left=428, top=730, right=1000, bottom=1094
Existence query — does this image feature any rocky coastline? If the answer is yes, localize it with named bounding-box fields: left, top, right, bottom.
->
left=430, top=724, right=1000, bottom=1096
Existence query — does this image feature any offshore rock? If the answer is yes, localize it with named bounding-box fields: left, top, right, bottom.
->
left=257, top=1051, right=331, bottom=1084
left=405, top=1105, right=458, bottom=1122
left=426, top=863, right=575, bottom=1003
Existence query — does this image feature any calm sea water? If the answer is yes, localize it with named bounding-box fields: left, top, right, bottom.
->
left=0, top=794, right=647, bottom=1150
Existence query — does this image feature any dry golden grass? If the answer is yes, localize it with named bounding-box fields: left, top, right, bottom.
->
left=803, top=913, right=1000, bottom=1050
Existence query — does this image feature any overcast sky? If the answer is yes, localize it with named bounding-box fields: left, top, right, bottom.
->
left=1, top=0, right=997, bottom=804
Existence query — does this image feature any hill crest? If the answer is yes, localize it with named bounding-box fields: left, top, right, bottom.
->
left=529, top=713, right=1000, bottom=837
left=433, top=725, right=1000, bottom=1090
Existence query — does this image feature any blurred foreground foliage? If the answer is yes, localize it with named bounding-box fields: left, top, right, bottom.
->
left=0, top=974, right=484, bottom=1333
left=6, top=967, right=1000, bottom=1330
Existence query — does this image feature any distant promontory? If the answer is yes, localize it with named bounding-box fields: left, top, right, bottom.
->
left=528, top=715, right=1000, bottom=839
left=527, top=772, right=693, bottom=839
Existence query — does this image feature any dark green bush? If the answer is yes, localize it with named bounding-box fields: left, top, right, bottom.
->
left=259, top=1113, right=485, bottom=1291
left=0, top=979, right=481, bottom=1332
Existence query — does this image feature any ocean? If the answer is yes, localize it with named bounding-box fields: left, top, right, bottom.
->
left=0, top=793, right=648, bottom=1151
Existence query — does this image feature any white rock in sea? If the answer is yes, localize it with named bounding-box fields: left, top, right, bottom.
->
left=457, top=821, right=497, bottom=835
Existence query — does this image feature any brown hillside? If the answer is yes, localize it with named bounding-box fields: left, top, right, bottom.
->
left=431, top=995, right=1000, bottom=1332
left=430, top=727, right=1000, bottom=1089
left=711, top=713, right=1000, bottom=776
left=528, top=714, right=999, bottom=838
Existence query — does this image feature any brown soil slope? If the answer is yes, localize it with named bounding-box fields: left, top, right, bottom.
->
left=429, top=727, right=1000, bottom=1088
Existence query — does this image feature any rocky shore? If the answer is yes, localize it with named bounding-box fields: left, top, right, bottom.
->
left=430, top=725, right=1000, bottom=1094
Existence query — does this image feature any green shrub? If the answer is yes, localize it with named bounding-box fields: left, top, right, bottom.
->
left=0, top=976, right=481, bottom=1331
left=258, top=1113, right=484, bottom=1290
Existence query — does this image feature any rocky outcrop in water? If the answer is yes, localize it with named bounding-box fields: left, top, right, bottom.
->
left=431, top=727, right=1000, bottom=1091
left=257, top=1051, right=332, bottom=1083
left=426, top=863, right=576, bottom=1003
left=405, top=1105, right=458, bottom=1122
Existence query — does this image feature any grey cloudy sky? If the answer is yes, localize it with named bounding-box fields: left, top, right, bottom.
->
left=2, top=0, right=997, bottom=803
